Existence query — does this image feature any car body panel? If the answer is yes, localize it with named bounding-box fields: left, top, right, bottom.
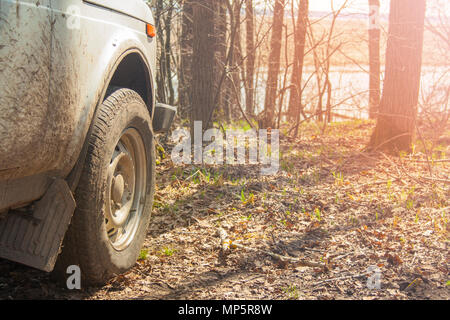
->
left=0, top=0, right=53, bottom=181
left=84, top=0, right=155, bottom=25
left=0, top=0, right=156, bottom=211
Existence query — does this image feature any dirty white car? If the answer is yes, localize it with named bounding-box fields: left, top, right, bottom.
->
left=0, top=0, right=176, bottom=285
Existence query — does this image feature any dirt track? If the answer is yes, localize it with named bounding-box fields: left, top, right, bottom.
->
left=0, top=121, right=448, bottom=300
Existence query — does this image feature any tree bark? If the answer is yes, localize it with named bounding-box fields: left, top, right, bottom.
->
left=164, top=0, right=175, bottom=106
left=217, top=0, right=231, bottom=122
left=191, top=0, right=219, bottom=130
left=231, top=0, right=243, bottom=119
left=154, top=0, right=166, bottom=104
left=287, top=0, right=308, bottom=123
left=369, top=0, right=426, bottom=152
left=262, top=0, right=285, bottom=129
left=179, top=0, right=193, bottom=118
left=368, top=0, right=381, bottom=119
left=245, top=0, right=255, bottom=116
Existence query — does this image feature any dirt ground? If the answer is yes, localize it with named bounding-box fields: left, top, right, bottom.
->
left=0, top=121, right=448, bottom=300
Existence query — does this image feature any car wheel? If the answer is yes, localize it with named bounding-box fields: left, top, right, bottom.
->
left=54, top=88, right=155, bottom=286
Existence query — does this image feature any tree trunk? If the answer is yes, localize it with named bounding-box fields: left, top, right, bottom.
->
left=231, top=0, right=243, bottom=119
left=154, top=0, right=167, bottom=104
left=262, top=0, right=285, bottom=129
left=191, top=0, right=219, bottom=130
left=245, top=0, right=255, bottom=116
left=287, top=0, right=308, bottom=123
left=217, top=0, right=231, bottom=123
left=369, top=0, right=426, bottom=152
left=164, top=0, right=175, bottom=106
left=368, top=0, right=381, bottom=119
left=179, top=0, right=193, bottom=118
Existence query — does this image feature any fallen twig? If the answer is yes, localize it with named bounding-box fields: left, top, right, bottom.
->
left=405, top=159, right=450, bottom=163
left=313, top=272, right=370, bottom=287
left=416, top=125, right=433, bottom=176
left=217, top=228, right=324, bottom=268
left=418, top=176, right=450, bottom=185
left=379, top=152, right=450, bottom=185
left=184, top=170, right=201, bottom=181
left=342, top=178, right=401, bottom=191
left=329, top=252, right=352, bottom=262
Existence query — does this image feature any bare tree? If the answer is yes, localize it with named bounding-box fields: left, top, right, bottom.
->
left=419, top=0, right=450, bottom=144
left=179, top=0, right=194, bottom=118
left=368, top=0, right=381, bottom=119
left=287, top=0, right=309, bottom=124
left=217, top=0, right=232, bottom=123
left=245, top=0, right=255, bottom=116
left=262, top=0, right=285, bottom=129
left=369, top=0, right=426, bottom=152
left=230, top=0, right=243, bottom=118
left=164, top=0, right=175, bottom=106
left=307, top=1, right=346, bottom=124
left=191, top=0, right=219, bottom=129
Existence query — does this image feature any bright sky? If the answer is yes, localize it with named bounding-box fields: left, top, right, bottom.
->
left=308, top=0, right=390, bottom=14
left=308, top=0, right=449, bottom=17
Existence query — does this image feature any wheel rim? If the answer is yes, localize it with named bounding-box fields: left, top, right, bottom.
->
left=105, top=128, right=147, bottom=251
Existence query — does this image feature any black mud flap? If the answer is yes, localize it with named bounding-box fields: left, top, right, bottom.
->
left=0, top=179, right=76, bottom=272
left=153, top=103, right=177, bottom=133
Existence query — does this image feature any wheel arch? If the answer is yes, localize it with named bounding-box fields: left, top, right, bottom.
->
left=107, top=50, right=155, bottom=117
left=67, top=48, right=155, bottom=192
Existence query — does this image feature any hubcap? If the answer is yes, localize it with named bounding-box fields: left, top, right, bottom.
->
left=105, top=128, right=147, bottom=251
left=112, top=174, right=125, bottom=204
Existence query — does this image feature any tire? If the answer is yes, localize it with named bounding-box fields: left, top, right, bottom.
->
left=54, top=88, right=155, bottom=286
